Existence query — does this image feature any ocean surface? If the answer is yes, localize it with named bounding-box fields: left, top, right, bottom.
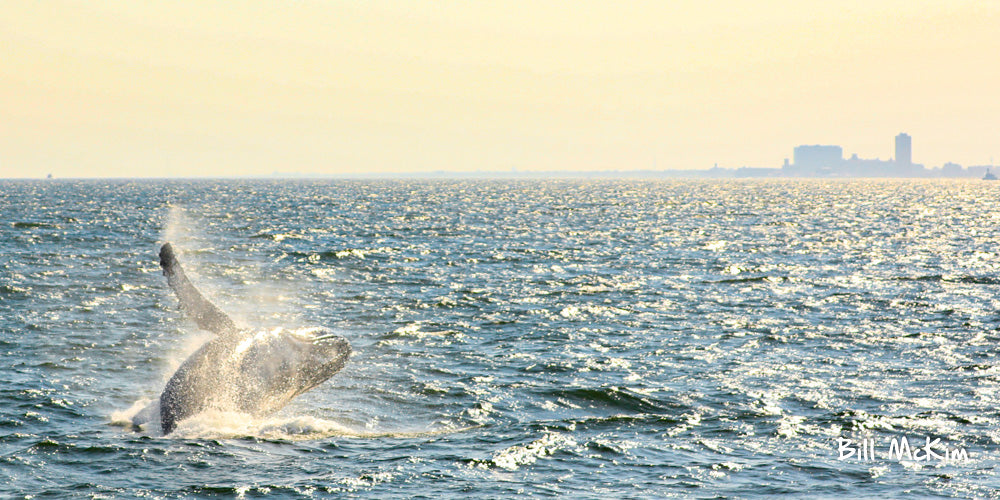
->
left=3, top=178, right=1000, bottom=498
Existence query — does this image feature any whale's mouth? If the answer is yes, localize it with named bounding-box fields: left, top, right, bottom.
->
left=311, top=332, right=346, bottom=342
left=292, top=328, right=352, bottom=364
left=301, top=331, right=351, bottom=354
left=301, top=333, right=351, bottom=391
left=316, top=336, right=351, bottom=361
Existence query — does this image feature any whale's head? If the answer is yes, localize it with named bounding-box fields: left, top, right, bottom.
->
left=230, top=326, right=352, bottom=413
left=284, top=327, right=352, bottom=390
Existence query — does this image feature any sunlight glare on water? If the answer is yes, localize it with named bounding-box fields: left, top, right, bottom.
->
left=2, top=179, right=1000, bottom=497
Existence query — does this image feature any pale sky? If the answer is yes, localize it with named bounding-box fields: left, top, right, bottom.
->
left=2, top=1, right=998, bottom=178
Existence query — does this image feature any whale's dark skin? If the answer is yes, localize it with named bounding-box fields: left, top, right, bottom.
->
left=157, top=243, right=350, bottom=434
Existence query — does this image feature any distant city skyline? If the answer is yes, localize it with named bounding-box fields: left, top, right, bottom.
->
left=13, top=131, right=999, bottom=179
left=715, top=132, right=996, bottom=178
left=777, top=132, right=925, bottom=176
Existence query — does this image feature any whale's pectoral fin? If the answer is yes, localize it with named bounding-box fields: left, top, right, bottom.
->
left=159, top=243, right=239, bottom=335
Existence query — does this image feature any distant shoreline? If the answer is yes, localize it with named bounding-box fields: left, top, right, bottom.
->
left=6, top=168, right=999, bottom=181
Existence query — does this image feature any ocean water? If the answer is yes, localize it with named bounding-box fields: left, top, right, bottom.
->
left=3, top=178, right=1000, bottom=498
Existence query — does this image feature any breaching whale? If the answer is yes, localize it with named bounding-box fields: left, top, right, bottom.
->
left=156, top=243, right=351, bottom=434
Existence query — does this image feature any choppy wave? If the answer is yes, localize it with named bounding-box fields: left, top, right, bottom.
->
left=4, top=179, right=1000, bottom=497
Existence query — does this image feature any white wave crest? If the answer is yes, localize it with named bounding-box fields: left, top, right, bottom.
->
left=488, top=432, right=577, bottom=471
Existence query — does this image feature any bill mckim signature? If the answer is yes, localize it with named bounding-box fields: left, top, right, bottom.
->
left=837, top=436, right=970, bottom=464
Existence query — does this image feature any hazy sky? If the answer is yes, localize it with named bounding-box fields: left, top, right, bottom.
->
left=2, top=1, right=998, bottom=178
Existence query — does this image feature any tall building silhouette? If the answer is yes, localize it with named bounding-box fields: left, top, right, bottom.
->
left=793, top=145, right=843, bottom=170
left=895, top=133, right=912, bottom=165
